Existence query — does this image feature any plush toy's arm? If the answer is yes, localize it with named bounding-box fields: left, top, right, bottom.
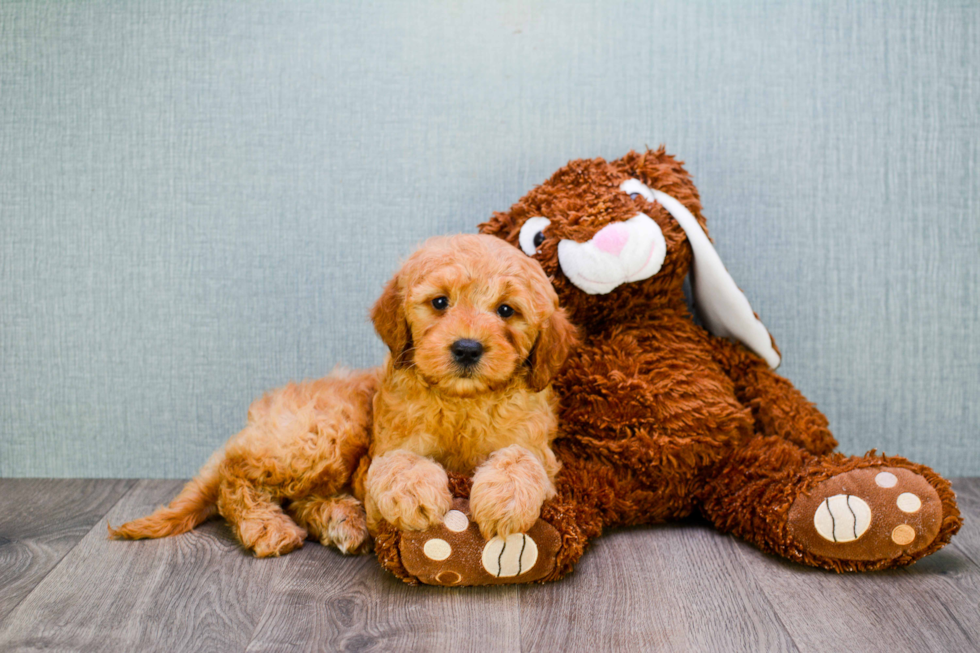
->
left=555, top=322, right=757, bottom=478
left=709, top=336, right=837, bottom=455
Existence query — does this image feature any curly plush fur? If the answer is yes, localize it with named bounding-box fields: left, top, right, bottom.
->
left=370, top=148, right=961, bottom=584
left=114, top=148, right=962, bottom=582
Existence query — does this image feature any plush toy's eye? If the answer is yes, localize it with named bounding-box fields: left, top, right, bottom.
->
left=496, top=304, right=515, bottom=318
left=431, top=296, right=449, bottom=310
left=518, top=217, right=552, bottom=256
left=620, top=178, right=654, bottom=202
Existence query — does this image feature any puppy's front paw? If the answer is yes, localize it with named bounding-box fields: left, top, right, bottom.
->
left=367, top=451, right=453, bottom=531
left=376, top=480, right=453, bottom=532
left=470, top=445, right=555, bottom=540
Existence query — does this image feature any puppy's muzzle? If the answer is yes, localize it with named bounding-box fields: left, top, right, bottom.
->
left=451, top=339, right=484, bottom=368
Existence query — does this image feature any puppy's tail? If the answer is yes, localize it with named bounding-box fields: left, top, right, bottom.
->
left=108, top=450, right=223, bottom=540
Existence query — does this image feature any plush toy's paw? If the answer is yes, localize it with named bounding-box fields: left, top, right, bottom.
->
left=398, top=499, right=561, bottom=586
left=787, top=466, right=944, bottom=561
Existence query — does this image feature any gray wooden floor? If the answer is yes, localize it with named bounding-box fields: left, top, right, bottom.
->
left=0, top=479, right=978, bottom=653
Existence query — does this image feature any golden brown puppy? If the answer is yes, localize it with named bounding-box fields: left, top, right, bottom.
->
left=363, top=234, right=576, bottom=540
left=110, top=370, right=379, bottom=557
left=110, top=233, right=574, bottom=557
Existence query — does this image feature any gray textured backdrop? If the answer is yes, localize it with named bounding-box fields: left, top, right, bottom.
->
left=2, top=0, right=978, bottom=478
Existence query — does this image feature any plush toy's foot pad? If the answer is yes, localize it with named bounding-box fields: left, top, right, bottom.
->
left=399, top=499, right=560, bottom=586
left=787, top=467, right=943, bottom=561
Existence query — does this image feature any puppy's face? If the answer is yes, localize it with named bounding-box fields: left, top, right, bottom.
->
left=372, top=234, right=576, bottom=397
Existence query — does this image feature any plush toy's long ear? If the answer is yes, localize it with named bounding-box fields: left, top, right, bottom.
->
left=651, top=188, right=781, bottom=369
left=370, top=275, right=413, bottom=368
left=527, top=307, right=578, bottom=392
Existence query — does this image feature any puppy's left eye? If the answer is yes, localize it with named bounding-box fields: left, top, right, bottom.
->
left=496, top=304, right=515, bottom=318
left=432, top=296, right=449, bottom=310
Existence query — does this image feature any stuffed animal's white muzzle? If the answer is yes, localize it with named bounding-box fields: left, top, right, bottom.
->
left=541, top=177, right=780, bottom=369
left=556, top=214, right=667, bottom=295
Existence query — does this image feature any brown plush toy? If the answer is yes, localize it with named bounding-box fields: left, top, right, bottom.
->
left=367, top=148, right=962, bottom=586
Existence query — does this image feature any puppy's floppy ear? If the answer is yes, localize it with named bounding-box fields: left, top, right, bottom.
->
left=527, top=307, right=578, bottom=392
left=371, top=274, right=413, bottom=367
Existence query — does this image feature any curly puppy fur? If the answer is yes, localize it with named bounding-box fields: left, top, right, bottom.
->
left=110, top=370, right=378, bottom=557
left=111, top=234, right=575, bottom=556
left=360, top=234, right=576, bottom=540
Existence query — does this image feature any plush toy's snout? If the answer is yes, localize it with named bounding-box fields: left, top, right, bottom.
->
left=539, top=175, right=781, bottom=369
left=591, top=222, right=629, bottom=255
left=554, top=213, right=667, bottom=296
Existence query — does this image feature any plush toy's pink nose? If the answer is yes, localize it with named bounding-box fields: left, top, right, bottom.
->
left=592, top=222, right=629, bottom=256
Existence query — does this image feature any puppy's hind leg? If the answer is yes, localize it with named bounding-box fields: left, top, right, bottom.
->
left=218, top=474, right=307, bottom=558
left=288, top=493, right=371, bottom=554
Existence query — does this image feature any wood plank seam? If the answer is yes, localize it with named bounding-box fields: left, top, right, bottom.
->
left=733, top=554, right=802, bottom=653
left=0, top=479, right=138, bottom=625
left=240, top=561, right=297, bottom=653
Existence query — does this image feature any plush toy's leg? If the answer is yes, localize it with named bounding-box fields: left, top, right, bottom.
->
left=286, top=493, right=370, bottom=554
left=697, top=436, right=961, bottom=571
left=711, top=339, right=838, bottom=456
left=372, top=475, right=569, bottom=586
left=371, top=452, right=623, bottom=586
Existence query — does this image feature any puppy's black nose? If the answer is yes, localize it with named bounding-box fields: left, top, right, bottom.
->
left=451, top=339, right=484, bottom=367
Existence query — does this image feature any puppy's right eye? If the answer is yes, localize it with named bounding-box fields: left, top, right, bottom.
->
left=519, top=217, right=552, bottom=256
left=431, top=296, right=449, bottom=310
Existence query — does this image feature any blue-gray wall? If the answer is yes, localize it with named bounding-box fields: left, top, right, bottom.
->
left=2, top=0, right=978, bottom=478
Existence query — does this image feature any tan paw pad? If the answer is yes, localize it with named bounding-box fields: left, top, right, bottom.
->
left=891, top=524, right=916, bottom=545
left=482, top=534, right=538, bottom=578
left=813, top=495, right=872, bottom=542
left=423, top=538, right=452, bottom=560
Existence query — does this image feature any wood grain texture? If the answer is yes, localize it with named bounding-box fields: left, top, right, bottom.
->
left=245, top=544, right=520, bottom=652
left=733, top=477, right=980, bottom=653
left=0, top=479, right=977, bottom=652
left=0, top=478, right=135, bottom=622
left=520, top=522, right=797, bottom=652
left=0, top=480, right=291, bottom=652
